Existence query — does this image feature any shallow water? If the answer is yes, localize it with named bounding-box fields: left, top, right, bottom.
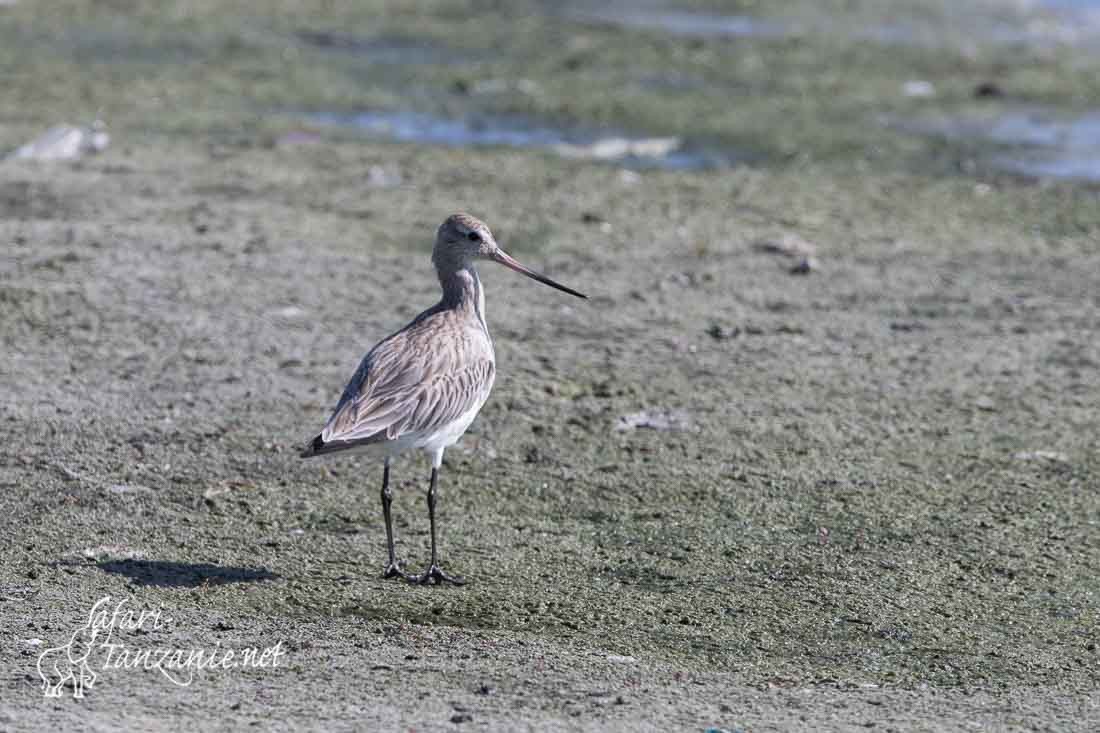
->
left=897, top=108, right=1100, bottom=181
left=988, top=111, right=1100, bottom=180
left=560, top=5, right=789, bottom=39
left=1040, top=0, right=1100, bottom=9
left=308, top=109, right=738, bottom=170
left=558, top=0, right=1100, bottom=48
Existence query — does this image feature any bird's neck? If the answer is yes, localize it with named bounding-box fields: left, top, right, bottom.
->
left=439, top=265, right=487, bottom=329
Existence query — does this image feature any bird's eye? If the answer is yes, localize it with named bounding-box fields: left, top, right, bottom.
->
left=467, top=231, right=481, bottom=243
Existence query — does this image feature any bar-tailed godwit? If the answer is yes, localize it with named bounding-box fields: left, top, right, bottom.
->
left=301, top=213, right=586, bottom=584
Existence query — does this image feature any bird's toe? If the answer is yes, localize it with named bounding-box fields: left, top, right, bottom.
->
left=409, top=565, right=466, bottom=586
left=382, top=561, right=411, bottom=580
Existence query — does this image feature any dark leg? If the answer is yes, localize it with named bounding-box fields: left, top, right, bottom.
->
left=409, top=466, right=465, bottom=585
left=380, top=462, right=407, bottom=579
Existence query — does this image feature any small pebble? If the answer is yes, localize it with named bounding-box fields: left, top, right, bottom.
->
left=753, top=232, right=816, bottom=258
left=789, top=256, right=816, bottom=275
left=974, top=397, right=996, bottom=412
left=902, top=80, right=936, bottom=98
left=1014, top=450, right=1069, bottom=463
left=706, top=323, right=740, bottom=340
left=7, top=121, right=109, bottom=161
left=606, top=654, right=636, bottom=664
left=974, top=81, right=1004, bottom=98
left=614, top=411, right=690, bottom=433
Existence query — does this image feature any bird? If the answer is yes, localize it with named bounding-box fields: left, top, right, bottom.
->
left=301, top=213, right=587, bottom=585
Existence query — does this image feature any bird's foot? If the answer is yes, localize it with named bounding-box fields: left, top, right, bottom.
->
left=382, top=560, right=411, bottom=580
left=408, top=564, right=465, bottom=586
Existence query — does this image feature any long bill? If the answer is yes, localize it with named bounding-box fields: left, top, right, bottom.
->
left=492, top=250, right=588, bottom=299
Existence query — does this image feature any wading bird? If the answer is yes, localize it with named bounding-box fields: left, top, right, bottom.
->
left=301, top=214, right=587, bottom=584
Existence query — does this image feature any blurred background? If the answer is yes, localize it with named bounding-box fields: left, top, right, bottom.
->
left=8, top=0, right=1100, bottom=181
left=3, top=1, right=1099, bottom=730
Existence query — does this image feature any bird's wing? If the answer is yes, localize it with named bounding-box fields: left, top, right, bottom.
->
left=320, top=332, right=494, bottom=446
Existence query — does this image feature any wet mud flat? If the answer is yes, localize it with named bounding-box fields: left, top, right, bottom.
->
left=2, top=1, right=1100, bottom=730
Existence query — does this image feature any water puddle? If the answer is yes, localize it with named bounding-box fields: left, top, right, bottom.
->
left=307, top=110, right=739, bottom=170
left=555, top=2, right=960, bottom=48
left=894, top=108, right=1100, bottom=182
left=560, top=5, right=788, bottom=39
left=1040, top=0, right=1100, bottom=10
left=988, top=112, right=1100, bottom=181
left=556, top=0, right=1100, bottom=49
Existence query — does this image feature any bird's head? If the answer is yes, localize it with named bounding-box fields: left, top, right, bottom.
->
left=434, top=213, right=498, bottom=262
left=433, top=213, right=587, bottom=299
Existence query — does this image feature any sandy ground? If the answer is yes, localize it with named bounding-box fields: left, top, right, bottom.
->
left=1, top=1, right=1099, bottom=730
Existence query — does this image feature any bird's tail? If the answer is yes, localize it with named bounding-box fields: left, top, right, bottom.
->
left=299, top=434, right=327, bottom=458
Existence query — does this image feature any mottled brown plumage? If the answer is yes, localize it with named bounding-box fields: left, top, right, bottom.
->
left=300, top=213, right=586, bottom=584
left=315, top=296, right=495, bottom=452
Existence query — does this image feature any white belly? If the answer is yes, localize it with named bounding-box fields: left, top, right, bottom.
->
left=374, top=375, right=494, bottom=464
left=414, top=390, right=491, bottom=455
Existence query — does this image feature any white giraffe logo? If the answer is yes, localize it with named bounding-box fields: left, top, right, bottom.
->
left=36, top=596, right=112, bottom=698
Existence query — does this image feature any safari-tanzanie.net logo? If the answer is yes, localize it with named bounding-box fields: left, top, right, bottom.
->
left=35, top=596, right=285, bottom=698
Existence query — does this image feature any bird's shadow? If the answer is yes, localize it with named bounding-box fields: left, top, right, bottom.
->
left=97, top=559, right=279, bottom=588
